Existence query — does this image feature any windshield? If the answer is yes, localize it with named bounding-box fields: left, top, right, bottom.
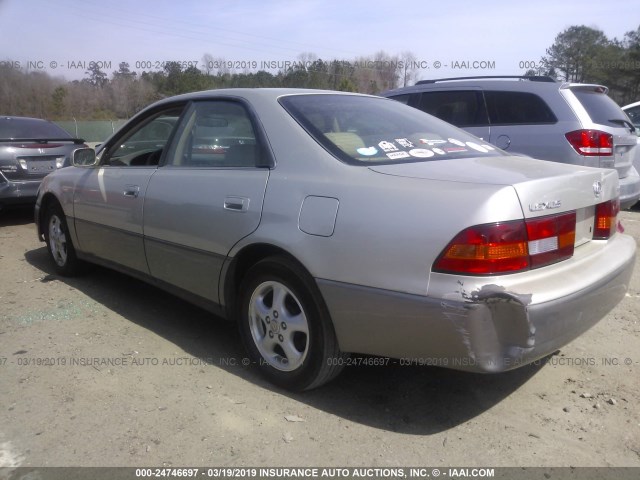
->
left=279, top=94, right=505, bottom=165
left=0, top=118, right=71, bottom=139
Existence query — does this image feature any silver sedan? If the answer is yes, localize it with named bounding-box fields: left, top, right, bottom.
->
left=35, top=89, right=636, bottom=390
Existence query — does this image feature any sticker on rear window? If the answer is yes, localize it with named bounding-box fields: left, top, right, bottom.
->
left=466, top=142, right=489, bottom=153
left=448, top=138, right=466, bottom=147
left=357, top=147, right=378, bottom=156
left=419, top=138, right=447, bottom=145
left=386, top=151, right=410, bottom=159
left=378, top=141, right=398, bottom=152
left=395, top=138, right=414, bottom=148
left=408, top=148, right=434, bottom=158
left=445, top=147, right=468, bottom=153
left=432, top=148, right=446, bottom=155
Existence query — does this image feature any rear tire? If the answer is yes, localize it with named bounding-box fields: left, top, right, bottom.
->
left=43, top=202, right=84, bottom=276
left=238, top=256, right=348, bottom=390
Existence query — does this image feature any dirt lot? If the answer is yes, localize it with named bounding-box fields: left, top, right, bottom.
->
left=0, top=206, right=639, bottom=469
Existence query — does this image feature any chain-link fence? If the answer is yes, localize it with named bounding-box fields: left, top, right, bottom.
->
left=54, top=120, right=128, bottom=143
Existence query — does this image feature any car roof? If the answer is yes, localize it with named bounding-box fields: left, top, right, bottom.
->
left=153, top=88, right=374, bottom=105
left=380, top=77, right=608, bottom=96
left=622, top=100, right=640, bottom=110
left=132, top=88, right=383, bottom=123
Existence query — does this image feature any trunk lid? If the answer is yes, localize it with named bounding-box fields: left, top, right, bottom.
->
left=0, top=140, right=83, bottom=180
left=369, top=156, right=619, bottom=245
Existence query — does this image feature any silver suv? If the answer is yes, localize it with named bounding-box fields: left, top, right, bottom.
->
left=381, top=76, right=640, bottom=209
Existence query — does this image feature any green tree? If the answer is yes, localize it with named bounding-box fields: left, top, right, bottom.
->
left=327, top=60, right=355, bottom=90
left=84, top=63, right=108, bottom=87
left=50, top=86, right=67, bottom=118
left=282, top=65, right=310, bottom=88
left=336, top=78, right=357, bottom=92
left=619, top=26, right=640, bottom=104
left=542, top=26, right=611, bottom=82
left=113, top=62, right=136, bottom=80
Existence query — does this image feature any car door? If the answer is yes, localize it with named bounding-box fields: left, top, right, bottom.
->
left=72, top=104, right=186, bottom=273
left=143, top=99, right=270, bottom=304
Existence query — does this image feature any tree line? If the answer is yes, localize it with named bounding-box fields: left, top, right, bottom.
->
left=532, top=24, right=640, bottom=105
left=1, top=24, right=639, bottom=121
left=0, top=50, right=413, bottom=121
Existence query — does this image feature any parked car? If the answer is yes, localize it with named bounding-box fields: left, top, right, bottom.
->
left=622, top=101, right=640, bottom=206
left=35, top=89, right=636, bottom=390
left=622, top=100, right=640, bottom=132
left=381, top=76, right=640, bottom=209
left=0, top=116, right=85, bottom=210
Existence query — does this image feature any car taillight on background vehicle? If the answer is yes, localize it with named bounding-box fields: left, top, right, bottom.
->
left=434, top=211, right=577, bottom=275
left=593, top=198, right=620, bottom=239
left=565, top=130, right=613, bottom=156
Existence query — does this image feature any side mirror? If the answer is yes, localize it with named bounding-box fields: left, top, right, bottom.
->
left=72, top=147, right=98, bottom=167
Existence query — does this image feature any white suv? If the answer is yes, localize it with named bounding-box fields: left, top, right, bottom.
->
left=622, top=101, right=640, bottom=132
left=382, top=76, right=640, bottom=209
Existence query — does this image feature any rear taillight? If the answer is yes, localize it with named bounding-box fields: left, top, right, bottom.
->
left=593, top=198, right=620, bottom=239
left=565, top=130, right=613, bottom=156
left=526, top=212, right=576, bottom=268
left=434, top=211, right=576, bottom=275
left=433, top=221, right=529, bottom=275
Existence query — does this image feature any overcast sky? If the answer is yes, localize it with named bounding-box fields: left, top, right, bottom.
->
left=0, top=0, right=638, bottom=81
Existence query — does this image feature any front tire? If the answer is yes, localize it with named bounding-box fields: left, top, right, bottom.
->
left=43, top=202, right=83, bottom=276
left=238, top=256, right=347, bottom=390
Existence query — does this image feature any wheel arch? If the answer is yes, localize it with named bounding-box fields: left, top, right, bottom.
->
left=222, top=243, right=317, bottom=321
left=37, top=192, right=63, bottom=238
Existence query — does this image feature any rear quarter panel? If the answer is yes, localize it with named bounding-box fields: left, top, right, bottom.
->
left=230, top=98, right=525, bottom=295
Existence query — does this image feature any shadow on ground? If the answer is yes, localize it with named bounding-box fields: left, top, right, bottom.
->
left=25, top=245, right=543, bottom=435
left=0, top=205, right=34, bottom=227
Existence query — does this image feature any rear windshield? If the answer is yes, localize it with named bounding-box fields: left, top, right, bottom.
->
left=571, top=89, right=629, bottom=128
left=0, top=118, right=71, bottom=139
left=279, top=94, right=505, bottom=165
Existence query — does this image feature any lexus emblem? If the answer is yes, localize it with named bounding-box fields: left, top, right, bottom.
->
left=593, top=181, right=602, bottom=198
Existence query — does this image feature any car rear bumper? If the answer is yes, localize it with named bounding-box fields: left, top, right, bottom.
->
left=619, top=166, right=640, bottom=209
left=0, top=177, right=42, bottom=205
left=318, top=233, right=636, bottom=372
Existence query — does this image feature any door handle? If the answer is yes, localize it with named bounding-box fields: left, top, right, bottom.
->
left=224, top=196, right=249, bottom=212
left=123, top=185, right=140, bottom=198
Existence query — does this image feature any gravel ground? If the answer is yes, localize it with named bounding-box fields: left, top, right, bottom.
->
left=0, top=206, right=639, bottom=470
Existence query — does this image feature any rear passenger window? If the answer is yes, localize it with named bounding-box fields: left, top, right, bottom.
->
left=169, top=101, right=259, bottom=168
left=417, top=91, right=488, bottom=127
left=485, top=91, right=557, bottom=125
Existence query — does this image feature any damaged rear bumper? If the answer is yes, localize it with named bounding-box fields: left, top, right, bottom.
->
left=318, top=233, right=636, bottom=373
